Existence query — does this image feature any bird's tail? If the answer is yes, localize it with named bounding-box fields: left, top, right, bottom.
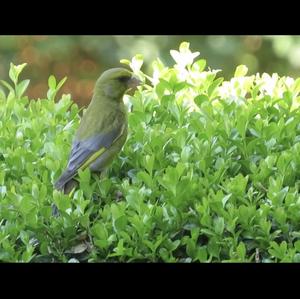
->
left=55, top=170, right=74, bottom=191
left=54, top=170, right=78, bottom=194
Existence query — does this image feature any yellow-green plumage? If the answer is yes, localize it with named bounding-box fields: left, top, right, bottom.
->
left=54, top=68, right=140, bottom=193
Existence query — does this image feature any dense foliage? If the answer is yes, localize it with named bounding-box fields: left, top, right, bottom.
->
left=1, top=42, right=300, bottom=262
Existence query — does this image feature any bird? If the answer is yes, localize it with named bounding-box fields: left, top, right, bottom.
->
left=54, top=67, right=141, bottom=195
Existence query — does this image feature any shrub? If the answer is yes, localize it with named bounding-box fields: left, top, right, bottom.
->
left=1, top=42, right=300, bottom=262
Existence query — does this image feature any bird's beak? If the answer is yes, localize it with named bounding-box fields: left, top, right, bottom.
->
left=127, top=76, right=142, bottom=90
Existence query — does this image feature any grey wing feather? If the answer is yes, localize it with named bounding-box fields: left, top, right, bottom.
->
left=67, top=127, right=121, bottom=172
left=54, top=126, right=123, bottom=190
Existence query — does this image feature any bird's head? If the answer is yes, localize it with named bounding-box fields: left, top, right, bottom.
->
left=95, top=67, right=141, bottom=100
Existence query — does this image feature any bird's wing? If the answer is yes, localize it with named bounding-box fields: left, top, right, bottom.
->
left=54, top=124, right=125, bottom=190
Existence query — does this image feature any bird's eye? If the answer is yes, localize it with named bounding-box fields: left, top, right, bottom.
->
left=118, top=76, right=130, bottom=83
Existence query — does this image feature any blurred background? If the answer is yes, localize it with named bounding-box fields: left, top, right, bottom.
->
left=0, top=35, right=299, bottom=107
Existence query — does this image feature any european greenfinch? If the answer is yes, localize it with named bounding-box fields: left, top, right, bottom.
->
left=54, top=67, right=141, bottom=194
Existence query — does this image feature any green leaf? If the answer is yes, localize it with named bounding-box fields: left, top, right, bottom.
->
left=9, top=64, right=17, bottom=84
left=16, top=79, right=30, bottom=98
left=144, top=155, right=155, bottom=175
left=0, top=80, right=14, bottom=93
left=196, top=246, right=208, bottom=262
left=249, top=128, right=260, bottom=137
left=179, top=42, right=190, bottom=52
left=268, top=241, right=287, bottom=260
left=174, top=82, right=187, bottom=93
left=137, top=171, right=153, bottom=188
left=53, top=190, right=71, bottom=212
left=0, top=87, right=6, bottom=100
left=120, top=59, right=131, bottom=66
left=192, top=59, right=206, bottom=72
left=214, top=217, right=225, bottom=235
left=9, top=63, right=27, bottom=85
left=222, top=194, right=232, bottom=208
left=293, top=254, right=300, bottom=262
left=111, top=203, right=123, bottom=220
left=56, top=76, right=67, bottom=91
left=156, top=80, right=173, bottom=98
left=234, top=65, right=248, bottom=77
left=207, top=239, right=220, bottom=258
left=194, top=94, right=209, bottom=107
left=78, top=168, right=91, bottom=183
left=236, top=114, right=248, bottom=138
left=92, top=223, right=108, bottom=239
left=32, top=184, right=39, bottom=200
left=208, top=77, right=223, bottom=98
left=46, top=76, right=66, bottom=101
left=22, top=246, right=34, bottom=262
left=48, top=75, right=56, bottom=90
left=292, top=77, right=300, bottom=95
left=237, top=242, right=246, bottom=260
left=295, top=240, right=300, bottom=252
left=114, top=215, right=127, bottom=232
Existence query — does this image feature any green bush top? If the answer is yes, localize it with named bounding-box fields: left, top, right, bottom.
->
left=1, top=42, right=300, bottom=262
